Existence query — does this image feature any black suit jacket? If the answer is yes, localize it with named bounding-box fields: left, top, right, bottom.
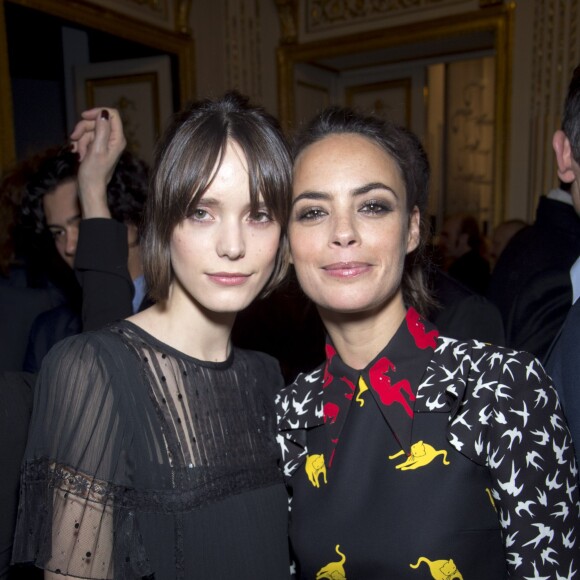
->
left=544, top=297, right=580, bottom=467
left=488, top=195, right=580, bottom=359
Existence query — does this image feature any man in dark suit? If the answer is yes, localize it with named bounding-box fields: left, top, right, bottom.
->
left=488, top=181, right=580, bottom=360
left=544, top=63, right=580, bottom=467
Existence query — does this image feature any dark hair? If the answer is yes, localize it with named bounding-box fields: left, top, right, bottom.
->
left=0, top=147, right=62, bottom=276
left=19, top=147, right=148, bottom=234
left=562, top=64, right=580, bottom=162
left=106, top=150, right=149, bottom=228
left=20, top=146, right=79, bottom=235
left=291, top=106, right=434, bottom=315
left=142, top=90, right=292, bottom=302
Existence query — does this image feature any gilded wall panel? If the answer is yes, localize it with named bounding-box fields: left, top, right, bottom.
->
left=528, top=0, right=580, bottom=217
left=225, top=0, right=263, bottom=102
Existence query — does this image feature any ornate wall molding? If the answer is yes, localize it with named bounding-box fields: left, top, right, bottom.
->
left=69, top=0, right=192, bottom=33
left=225, top=0, right=263, bottom=101
left=275, top=0, right=298, bottom=44
left=304, top=0, right=472, bottom=35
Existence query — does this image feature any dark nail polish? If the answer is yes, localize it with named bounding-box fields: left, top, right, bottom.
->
left=100, top=109, right=109, bottom=120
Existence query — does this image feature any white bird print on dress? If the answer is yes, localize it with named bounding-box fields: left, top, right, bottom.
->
left=550, top=413, right=566, bottom=432
left=534, top=388, right=549, bottom=408
left=292, top=391, right=313, bottom=415
left=472, top=375, right=495, bottom=398
left=434, top=336, right=455, bottom=353
left=495, top=383, right=513, bottom=401
left=506, top=552, right=522, bottom=568
left=502, top=357, right=521, bottom=380
left=494, top=409, right=508, bottom=424
left=540, top=546, right=558, bottom=566
left=488, top=447, right=505, bottom=469
left=561, top=528, right=576, bottom=549
left=522, top=523, right=554, bottom=549
left=488, top=351, right=503, bottom=369
left=526, top=360, right=541, bottom=381
left=498, top=461, right=523, bottom=496
left=546, top=471, right=563, bottom=490
left=502, top=427, right=523, bottom=450
left=479, top=404, right=493, bottom=425
left=510, top=401, right=530, bottom=427
left=551, top=501, right=569, bottom=519
left=531, top=427, right=550, bottom=446
left=303, top=369, right=321, bottom=383
left=526, top=450, right=543, bottom=471
left=555, top=560, right=577, bottom=579
left=425, top=393, right=446, bottom=410
left=515, top=499, right=535, bottom=517
left=552, top=437, right=570, bottom=464
left=439, top=364, right=460, bottom=382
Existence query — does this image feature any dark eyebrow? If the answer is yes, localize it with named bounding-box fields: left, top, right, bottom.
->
left=195, top=196, right=220, bottom=207
left=354, top=182, right=398, bottom=198
left=292, top=181, right=398, bottom=207
left=46, top=213, right=82, bottom=229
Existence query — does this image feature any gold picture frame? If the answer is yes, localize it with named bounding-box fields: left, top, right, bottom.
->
left=346, top=78, right=411, bottom=128
left=75, top=56, right=173, bottom=166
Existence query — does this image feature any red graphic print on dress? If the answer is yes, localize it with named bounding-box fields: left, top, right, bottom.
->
left=406, top=308, right=439, bottom=349
left=369, top=357, right=415, bottom=418
left=323, top=344, right=337, bottom=388
left=324, top=402, right=339, bottom=424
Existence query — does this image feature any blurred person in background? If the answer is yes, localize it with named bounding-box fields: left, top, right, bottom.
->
left=438, top=212, right=490, bottom=295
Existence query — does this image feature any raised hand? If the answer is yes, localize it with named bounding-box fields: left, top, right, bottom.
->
left=70, top=108, right=127, bottom=218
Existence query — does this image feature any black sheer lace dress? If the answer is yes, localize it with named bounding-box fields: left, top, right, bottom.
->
left=12, top=320, right=290, bottom=579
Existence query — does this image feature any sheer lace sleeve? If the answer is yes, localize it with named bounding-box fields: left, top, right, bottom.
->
left=12, top=332, right=151, bottom=579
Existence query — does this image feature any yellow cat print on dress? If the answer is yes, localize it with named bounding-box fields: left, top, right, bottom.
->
left=305, top=453, right=327, bottom=487
left=388, top=440, right=450, bottom=470
left=356, top=376, right=368, bottom=406
left=410, top=557, right=463, bottom=579
left=316, top=544, right=347, bottom=580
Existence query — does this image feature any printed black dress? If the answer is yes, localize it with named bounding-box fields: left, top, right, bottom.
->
left=12, top=320, right=290, bottom=579
left=277, top=308, right=580, bottom=579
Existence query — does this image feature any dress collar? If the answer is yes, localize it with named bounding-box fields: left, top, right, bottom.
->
left=277, top=308, right=442, bottom=474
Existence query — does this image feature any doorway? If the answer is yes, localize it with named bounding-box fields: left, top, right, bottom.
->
left=277, top=5, right=512, bottom=232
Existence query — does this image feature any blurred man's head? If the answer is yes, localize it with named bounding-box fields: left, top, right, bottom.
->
left=553, top=63, right=580, bottom=214
left=439, top=213, right=482, bottom=264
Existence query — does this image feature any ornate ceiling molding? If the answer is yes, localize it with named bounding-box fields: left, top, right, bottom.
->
left=305, top=0, right=468, bottom=33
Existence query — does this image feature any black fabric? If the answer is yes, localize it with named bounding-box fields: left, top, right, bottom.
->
left=12, top=321, right=291, bottom=579
left=0, top=372, right=42, bottom=580
left=0, top=266, right=66, bottom=372
left=545, top=297, right=580, bottom=468
left=430, top=267, right=505, bottom=345
left=22, top=304, right=81, bottom=373
left=447, top=248, right=490, bottom=295
left=75, top=218, right=135, bottom=331
left=488, top=195, right=580, bottom=358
